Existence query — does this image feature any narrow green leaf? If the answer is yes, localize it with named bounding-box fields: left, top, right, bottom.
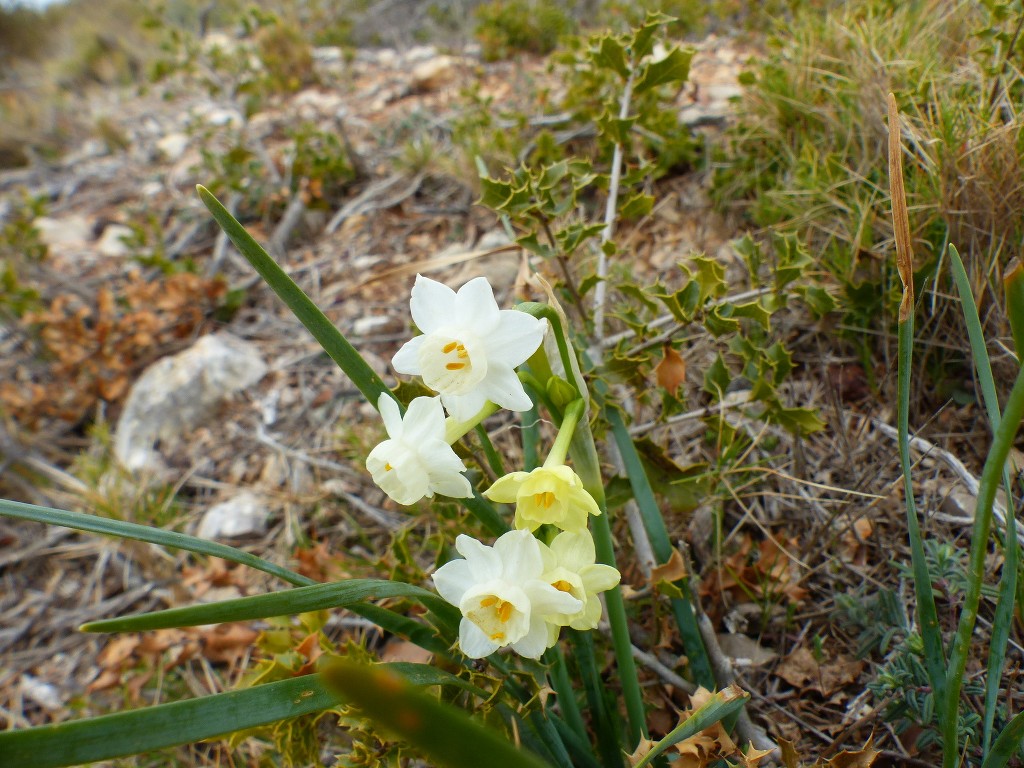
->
left=632, top=688, right=750, bottom=768
left=0, top=675, right=340, bottom=768
left=897, top=312, right=948, bottom=716
left=322, top=659, right=552, bottom=768
left=82, top=578, right=455, bottom=632
left=981, top=710, right=1024, bottom=768
left=0, top=498, right=314, bottom=587
left=197, top=185, right=391, bottom=409
left=949, top=243, right=1020, bottom=754
left=607, top=407, right=715, bottom=689
left=944, top=363, right=1024, bottom=761
left=1004, top=257, right=1024, bottom=357
left=382, top=662, right=490, bottom=698
left=634, top=47, right=693, bottom=94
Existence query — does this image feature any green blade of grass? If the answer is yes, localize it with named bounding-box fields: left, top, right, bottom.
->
left=949, top=243, right=1020, bottom=754
left=81, top=578, right=457, bottom=632
left=322, top=658, right=553, bottom=768
left=0, top=498, right=315, bottom=587
left=631, top=687, right=749, bottom=768
left=981, top=710, right=1024, bottom=768
left=569, top=417, right=648, bottom=750
left=607, top=406, right=715, bottom=690
left=897, top=311, right=948, bottom=716
left=944, top=364, right=1024, bottom=763
left=569, top=629, right=624, bottom=768
left=0, top=674, right=340, bottom=768
left=197, top=184, right=391, bottom=409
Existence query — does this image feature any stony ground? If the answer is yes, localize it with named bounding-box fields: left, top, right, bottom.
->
left=1, top=31, right=1019, bottom=767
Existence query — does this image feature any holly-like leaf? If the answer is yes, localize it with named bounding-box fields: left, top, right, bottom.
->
left=596, top=112, right=638, bottom=145
left=592, top=34, right=629, bottom=78
left=635, top=47, right=694, bottom=94
left=703, top=353, right=731, bottom=398
left=619, top=192, right=655, bottom=220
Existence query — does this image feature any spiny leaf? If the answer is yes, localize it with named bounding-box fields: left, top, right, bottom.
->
left=635, top=47, right=694, bottom=94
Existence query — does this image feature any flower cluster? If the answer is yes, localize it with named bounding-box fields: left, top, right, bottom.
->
left=365, top=275, right=620, bottom=659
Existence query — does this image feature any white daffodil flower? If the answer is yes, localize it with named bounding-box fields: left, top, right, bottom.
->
left=540, top=531, right=621, bottom=631
left=432, top=530, right=582, bottom=659
left=484, top=464, right=601, bottom=533
left=392, top=275, right=546, bottom=421
left=365, top=394, right=472, bottom=505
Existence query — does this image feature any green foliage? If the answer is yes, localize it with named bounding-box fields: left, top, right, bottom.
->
left=713, top=0, right=1024, bottom=362
left=474, top=0, right=576, bottom=62
left=288, top=122, right=357, bottom=207
left=0, top=191, right=47, bottom=318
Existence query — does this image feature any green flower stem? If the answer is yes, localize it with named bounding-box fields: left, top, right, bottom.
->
left=545, top=399, right=584, bottom=468
left=445, top=402, right=500, bottom=444
left=474, top=424, right=507, bottom=477
left=896, top=312, right=947, bottom=716
left=517, top=303, right=588, bottom=401
left=546, top=646, right=587, bottom=738
left=943, top=363, right=1024, bottom=767
left=569, top=629, right=625, bottom=768
left=569, top=417, right=648, bottom=749
left=522, top=405, right=541, bottom=472
left=518, top=370, right=563, bottom=420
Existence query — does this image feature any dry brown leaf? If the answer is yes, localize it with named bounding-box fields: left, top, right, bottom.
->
left=655, top=343, right=687, bottom=395
left=200, top=623, right=259, bottom=666
left=650, top=547, right=688, bottom=586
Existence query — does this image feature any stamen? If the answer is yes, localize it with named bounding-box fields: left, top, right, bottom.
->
left=442, top=341, right=459, bottom=353
left=480, top=596, right=499, bottom=608
left=543, top=492, right=555, bottom=508
left=533, top=493, right=546, bottom=507
left=446, top=362, right=466, bottom=370
left=490, top=632, right=506, bottom=641
left=457, top=346, right=469, bottom=358
left=384, top=462, right=393, bottom=472
left=498, top=601, right=513, bottom=623
left=552, top=580, right=574, bottom=593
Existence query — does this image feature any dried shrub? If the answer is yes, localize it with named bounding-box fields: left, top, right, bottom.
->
left=1, top=272, right=226, bottom=429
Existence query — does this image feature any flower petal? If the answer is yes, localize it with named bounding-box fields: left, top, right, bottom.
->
left=401, top=396, right=446, bottom=445
left=580, top=563, right=621, bottom=594
left=511, top=616, right=554, bottom=659
left=484, top=311, right=546, bottom=367
left=409, top=275, right=456, bottom=334
left=377, top=393, right=404, bottom=438
left=459, top=619, right=500, bottom=659
left=453, top=276, right=501, bottom=332
left=392, top=335, right=425, bottom=376
left=428, top=466, right=473, bottom=498
left=454, top=534, right=503, bottom=581
left=432, top=558, right=474, bottom=606
left=484, top=472, right=529, bottom=503
left=527, top=581, right=583, bottom=616
left=549, top=530, right=597, bottom=571
left=493, top=530, right=543, bottom=579
left=441, top=388, right=490, bottom=422
left=478, top=361, right=533, bottom=413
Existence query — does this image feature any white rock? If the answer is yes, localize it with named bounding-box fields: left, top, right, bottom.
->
left=156, top=132, right=189, bottom=161
left=197, top=491, right=269, bottom=539
left=33, top=215, right=92, bottom=247
left=403, top=45, right=438, bottom=65
left=313, top=46, right=344, bottom=66
left=96, top=224, right=134, bottom=257
left=353, top=315, right=390, bottom=335
left=114, top=333, right=268, bottom=473
left=21, top=675, right=62, bottom=711
left=293, top=88, right=345, bottom=120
